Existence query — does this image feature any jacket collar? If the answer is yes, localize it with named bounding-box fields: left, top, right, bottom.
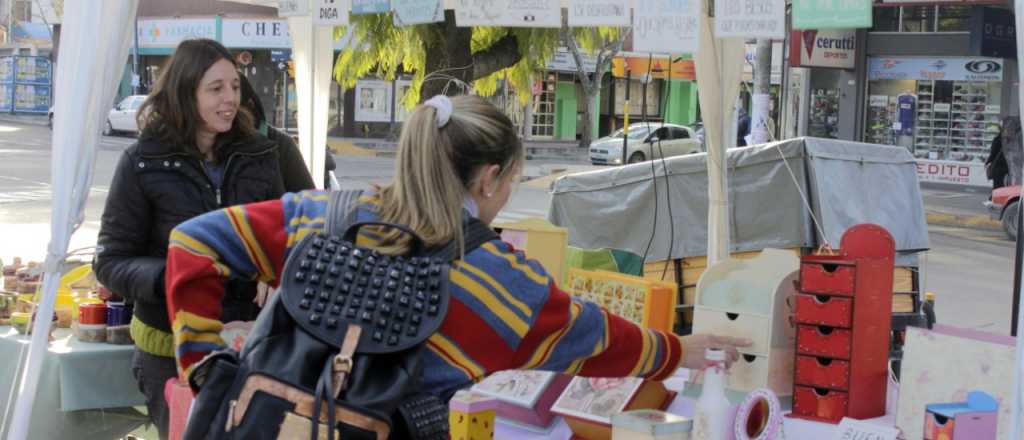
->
left=136, top=132, right=276, bottom=159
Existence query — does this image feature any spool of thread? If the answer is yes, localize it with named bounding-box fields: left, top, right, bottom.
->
left=79, top=303, right=108, bottom=325
left=106, top=302, right=131, bottom=326
left=733, top=388, right=782, bottom=440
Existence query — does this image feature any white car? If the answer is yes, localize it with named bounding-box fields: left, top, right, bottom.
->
left=588, top=123, right=703, bottom=165
left=104, top=95, right=146, bottom=135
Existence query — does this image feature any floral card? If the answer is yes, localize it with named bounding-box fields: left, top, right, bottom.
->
left=550, top=376, right=643, bottom=424
left=471, top=370, right=557, bottom=408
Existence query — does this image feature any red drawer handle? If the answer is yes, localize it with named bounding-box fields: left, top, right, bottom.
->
left=814, top=295, right=832, bottom=304
left=814, top=387, right=831, bottom=397
left=815, top=357, right=833, bottom=367
left=820, top=264, right=840, bottom=273
left=816, top=326, right=834, bottom=336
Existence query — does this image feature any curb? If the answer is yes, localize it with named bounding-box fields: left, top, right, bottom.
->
left=925, top=210, right=1002, bottom=231
left=0, top=115, right=49, bottom=127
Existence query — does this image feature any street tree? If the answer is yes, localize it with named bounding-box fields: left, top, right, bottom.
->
left=561, top=22, right=626, bottom=148
left=334, top=10, right=560, bottom=106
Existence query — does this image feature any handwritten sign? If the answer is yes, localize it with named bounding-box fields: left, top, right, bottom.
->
left=714, top=0, right=785, bottom=38
left=833, top=418, right=899, bottom=440
left=455, top=0, right=561, bottom=28
left=568, top=0, right=630, bottom=27
left=352, top=0, right=390, bottom=14
left=633, top=0, right=700, bottom=55
left=392, top=0, right=443, bottom=25
left=314, top=0, right=351, bottom=26
left=277, top=0, right=309, bottom=17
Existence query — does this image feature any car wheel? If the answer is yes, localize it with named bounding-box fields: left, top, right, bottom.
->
left=628, top=152, right=646, bottom=164
left=1003, top=200, right=1019, bottom=241
left=103, top=120, right=113, bottom=136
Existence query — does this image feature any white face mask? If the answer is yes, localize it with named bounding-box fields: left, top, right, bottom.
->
left=463, top=197, right=479, bottom=218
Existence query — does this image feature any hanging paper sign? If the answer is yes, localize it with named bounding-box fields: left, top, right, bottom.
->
left=352, top=0, right=390, bottom=14
left=792, top=0, right=871, bottom=30
left=277, top=0, right=309, bottom=17
left=568, top=0, right=630, bottom=27
left=832, top=418, right=899, bottom=440
left=455, top=0, right=561, bottom=28
left=314, top=0, right=351, bottom=26
left=714, top=0, right=785, bottom=39
left=392, top=0, right=444, bottom=25
left=633, top=0, right=700, bottom=55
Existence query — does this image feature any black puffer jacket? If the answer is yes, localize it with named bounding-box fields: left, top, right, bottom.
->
left=95, top=133, right=297, bottom=356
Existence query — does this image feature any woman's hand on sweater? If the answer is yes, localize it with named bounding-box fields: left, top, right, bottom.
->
left=678, top=334, right=751, bottom=370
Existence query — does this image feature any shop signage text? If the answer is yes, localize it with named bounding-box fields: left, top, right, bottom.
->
left=632, top=0, right=701, bottom=55
left=915, top=159, right=989, bottom=187
left=789, top=29, right=856, bottom=69
left=970, top=7, right=1017, bottom=59
left=314, top=0, right=351, bottom=26
left=792, top=0, right=871, bottom=30
left=568, top=0, right=630, bottom=27
left=138, top=18, right=217, bottom=48
left=612, top=55, right=696, bottom=80
left=868, top=57, right=1003, bottom=82
left=222, top=19, right=291, bottom=49
left=547, top=49, right=599, bottom=73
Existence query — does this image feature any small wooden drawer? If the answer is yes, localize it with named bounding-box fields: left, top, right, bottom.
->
left=727, top=351, right=794, bottom=396
left=800, top=263, right=855, bottom=296
left=792, top=386, right=848, bottom=424
left=692, top=309, right=770, bottom=356
left=794, top=355, right=850, bottom=390
left=796, top=325, right=852, bottom=359
left=794, top=294, right=853, bottom=328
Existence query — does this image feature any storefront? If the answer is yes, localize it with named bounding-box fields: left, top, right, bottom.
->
left=784, top=29, right=862, bottom=141
left=865, top=57, right=1004, bottom=162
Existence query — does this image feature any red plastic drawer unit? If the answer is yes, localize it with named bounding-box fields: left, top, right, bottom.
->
left=788, top=224, right=895, bottom=425
left=794, top=294, right=853, bottom=328
left=799, top=262, right=856, bottom=296
left=796, top=325, right=852, bottom=359
left=792, top=386, right=849, bottom=423
left=794, top=356, right=850, bottom=390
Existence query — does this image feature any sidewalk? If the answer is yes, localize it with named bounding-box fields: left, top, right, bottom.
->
left=0, top=113, right=49, bottom=126
left=327, top=136, right=589, bottom=162
left=919, top=183, right=1002, bottom=232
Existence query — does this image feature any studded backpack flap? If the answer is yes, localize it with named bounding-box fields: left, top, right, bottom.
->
left=183, top=190, right=498, bottom=440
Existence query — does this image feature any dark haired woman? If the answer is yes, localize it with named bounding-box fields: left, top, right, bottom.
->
left=94, top=38, right=311, bottom=439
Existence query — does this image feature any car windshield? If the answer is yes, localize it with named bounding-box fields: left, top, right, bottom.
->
left=609, top=126, right=651, bottom=140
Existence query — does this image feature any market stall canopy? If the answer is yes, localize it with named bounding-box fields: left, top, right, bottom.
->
left=548, top=137, right=930, bottom=263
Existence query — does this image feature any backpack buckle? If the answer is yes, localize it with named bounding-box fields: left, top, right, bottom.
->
left=332, top=324, right=361, bottom=397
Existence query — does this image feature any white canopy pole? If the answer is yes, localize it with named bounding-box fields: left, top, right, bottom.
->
left=287, top=13, right=335, bottom=189
left=6, top=2, right=138, bottom=439
left=1009, top=3, right=1024, bottom=439
left=694, top=2, right=744, bottom=266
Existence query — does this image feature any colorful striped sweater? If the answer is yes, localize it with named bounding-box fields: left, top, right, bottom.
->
left=166, top=190, right=684, bottom=398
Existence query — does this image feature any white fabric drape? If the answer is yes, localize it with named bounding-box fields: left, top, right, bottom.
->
left=288, top=15, right=335, bottom=189
left=694, top=7, right=744, bottom=265
left=1009, top=2, right=1024, bottom=439
left=6, top=2, right=139, bottom=440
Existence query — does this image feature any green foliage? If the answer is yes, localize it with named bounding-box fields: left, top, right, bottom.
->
left=333, top=14, right=619, bottom=108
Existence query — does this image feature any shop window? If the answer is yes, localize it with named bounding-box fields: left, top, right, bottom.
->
left=872, top=7, right=900, bottom=32
left=937, top=5, right=971, bottom=32
left=901, top=6, right=935, bottom=32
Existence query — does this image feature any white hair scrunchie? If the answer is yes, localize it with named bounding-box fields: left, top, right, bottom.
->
left=423, top=95, right=453, bottom=128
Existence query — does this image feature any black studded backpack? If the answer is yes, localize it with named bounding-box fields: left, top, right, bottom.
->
left=183, top=190, right=498, bottom=440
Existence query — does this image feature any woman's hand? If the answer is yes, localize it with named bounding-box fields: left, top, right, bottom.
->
left=678, top=334, right=752, bottom=370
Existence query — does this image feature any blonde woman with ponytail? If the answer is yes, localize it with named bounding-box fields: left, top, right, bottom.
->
left=164, top=94, right=749, bottom=405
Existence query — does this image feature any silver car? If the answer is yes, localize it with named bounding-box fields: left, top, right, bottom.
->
left=104, top=95, right=147, bottom=135
left=589, top=123, right=702, bottom=165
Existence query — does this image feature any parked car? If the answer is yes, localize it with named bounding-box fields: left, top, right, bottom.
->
left=104, top=95, right=146, bottom=135
left=588, top=122, right=702, bottom=165
left=985, top=185, right=1021, bottom=240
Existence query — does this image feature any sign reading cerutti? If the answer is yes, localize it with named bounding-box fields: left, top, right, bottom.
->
left=314, top=0, right=351, bottom=26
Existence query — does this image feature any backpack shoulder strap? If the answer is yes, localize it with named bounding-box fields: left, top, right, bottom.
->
left=324, top=189, right=365, bottom=237
left=429, top=217, right=499, bottom=262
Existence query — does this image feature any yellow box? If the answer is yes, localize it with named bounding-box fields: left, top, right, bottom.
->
left=565, top=268, right=677, bottom=332
left=493, top=218, right=569, bottom=285
left=449, top=390, right=499, bottom=440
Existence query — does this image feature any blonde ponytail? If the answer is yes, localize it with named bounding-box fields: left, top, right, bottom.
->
left=375, top=95, right=523, bottom=256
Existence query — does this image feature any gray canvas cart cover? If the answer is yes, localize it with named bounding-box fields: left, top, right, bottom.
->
left=548, top=137, right=929, bottom=262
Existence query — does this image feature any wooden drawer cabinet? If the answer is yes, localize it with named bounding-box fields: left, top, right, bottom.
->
left=794, top=294, right=853, bottom=328
left=799, top=263, right=855, bottom=296
left=794, top=356, right=850, bottom=390
left=793, top=386, right=849, bottom=423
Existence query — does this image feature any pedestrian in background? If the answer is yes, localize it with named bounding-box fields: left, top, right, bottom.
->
left=1001, top=116, right=1023, bottom=186
left=986, top=122, right=1008, bottom=194
left=94, top=38, right=311, bottom=440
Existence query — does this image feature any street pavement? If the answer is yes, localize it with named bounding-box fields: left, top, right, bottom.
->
left=0, top=121, right=1017, bottom=334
